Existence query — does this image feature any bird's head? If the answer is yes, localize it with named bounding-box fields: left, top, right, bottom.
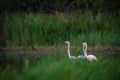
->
left=64, top=41, right=70, bottom=44
left=82, top=42, right=87, bottom=46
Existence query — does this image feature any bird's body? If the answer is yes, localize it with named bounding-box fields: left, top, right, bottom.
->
left=64, top=41, right=77, bottom=59
left=78, top=55, right=85, bottom=59
left=82, top=42, right=97, bottom=61
left=86, top=55, right=97, bottom=61
left=70, top=56, right=77, bottom=59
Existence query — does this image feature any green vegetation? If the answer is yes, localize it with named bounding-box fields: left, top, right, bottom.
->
left=0, top=0, right=120, bottom=80
left=0, top=53, right=120, bottom=80
left=0, top=12, right=120, bottom=48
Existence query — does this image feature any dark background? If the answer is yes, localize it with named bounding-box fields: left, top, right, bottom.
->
left=1, top=0, right=120, bottom=13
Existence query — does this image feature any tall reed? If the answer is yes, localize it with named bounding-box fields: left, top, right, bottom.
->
left=0, top=12, right=120, bottom=47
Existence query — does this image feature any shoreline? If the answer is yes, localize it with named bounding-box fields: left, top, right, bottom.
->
left=0, top=46, right=120, bottom=55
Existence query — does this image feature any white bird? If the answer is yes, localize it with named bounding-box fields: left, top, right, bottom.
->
left=77, top=47, right=85, bottom=59
left=64, top=41, right=77, bottom=59
left=82, top=42, right=97, bottom=61
left=78, top=55, right=85, bottom=59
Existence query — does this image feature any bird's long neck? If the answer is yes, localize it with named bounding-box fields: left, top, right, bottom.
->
left=83, top=44, right=87, bottom=57
left=67, top=43, right=71, bottom=58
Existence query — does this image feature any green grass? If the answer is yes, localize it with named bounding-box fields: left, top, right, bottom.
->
left=0, top=53, right=120, bottom=80
left=0, top=12, right=120, bottom=48
left=0, top=12, right=120, bottom=80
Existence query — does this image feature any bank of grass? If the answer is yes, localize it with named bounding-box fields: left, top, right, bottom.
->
left=0, top=53, right=120, bottom=80
left=0, top=12, right=120, bottom=48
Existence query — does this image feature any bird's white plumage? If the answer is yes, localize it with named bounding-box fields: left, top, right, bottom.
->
left=64, top=41, right=77, bottom=59
left=64, top=41, right=97, bottom=61
left=78, top=55, right=85, bottom=59
left=82, top=42, right=97, bottom=61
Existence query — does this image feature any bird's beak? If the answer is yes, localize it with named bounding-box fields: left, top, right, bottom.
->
left=64, top=41, right=67, bottom=44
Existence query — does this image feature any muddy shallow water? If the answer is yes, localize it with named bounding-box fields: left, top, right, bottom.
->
left=0, top=46, right=120, bottom=54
